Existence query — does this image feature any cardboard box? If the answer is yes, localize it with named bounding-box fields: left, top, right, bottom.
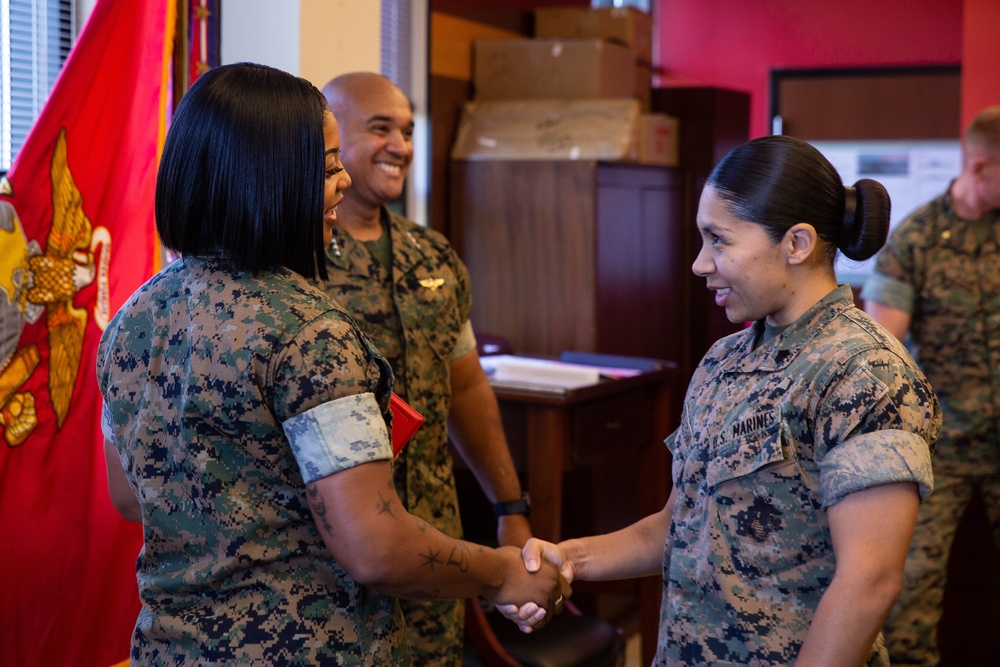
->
left=450, top=98, right=641, bottom=161
left=535, top=7, right=653, bottom=64
left=637, top=113, right=678, bottom=166
left=473, top=38, right=635, bottom=101
left=635, top=62, right=652, bottom=112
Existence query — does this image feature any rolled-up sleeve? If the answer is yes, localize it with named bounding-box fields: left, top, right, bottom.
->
left=282, top=392, right=392, bottom=483
left=452, top=320, right=477, bottom=360
left=816, top=352, right=938, bottom=508
left=860, top=273, right=915, bottom=313
left=819, top=430, right=933, bottom=508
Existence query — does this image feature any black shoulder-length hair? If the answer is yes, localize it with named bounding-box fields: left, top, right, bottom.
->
left=156, top=62, right=330, bottom=280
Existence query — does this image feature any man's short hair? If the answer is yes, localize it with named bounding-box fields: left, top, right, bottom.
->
left=964, top=106, right=1000, bottom=158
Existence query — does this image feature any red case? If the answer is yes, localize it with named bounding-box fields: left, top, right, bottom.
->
left=389, top=392, right=424, bottom=458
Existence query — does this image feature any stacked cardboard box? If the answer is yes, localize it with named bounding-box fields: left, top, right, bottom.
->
left=637, top=113, right=679, bottom=166
left=535, top=6, right=653, bottom=63
left=451, top=98, right=641, bottom=161
left=535, top=6, right=654, bottom=110
left=473, top=38, right=635, bottom=101
left=454, top=7, right=675, bottom=165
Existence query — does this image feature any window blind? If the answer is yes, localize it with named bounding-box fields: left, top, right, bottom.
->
left=0, top=0, right=73, bottom=171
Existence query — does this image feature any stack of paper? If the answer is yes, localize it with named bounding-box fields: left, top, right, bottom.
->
left=481, top=355, right=601, bottom=392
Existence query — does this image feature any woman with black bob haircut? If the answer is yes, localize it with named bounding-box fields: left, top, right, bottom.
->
left=154, top=62, right=330, bottom=280
left=98, top=62, right=567, bottom=666
left=510, top=135, right=941, bottom=665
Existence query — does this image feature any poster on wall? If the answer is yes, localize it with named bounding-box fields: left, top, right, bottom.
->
left=810, top=140, right=962, bottom=286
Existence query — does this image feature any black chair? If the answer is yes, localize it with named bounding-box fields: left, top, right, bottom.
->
left=463, top=597, right=626, bottom=667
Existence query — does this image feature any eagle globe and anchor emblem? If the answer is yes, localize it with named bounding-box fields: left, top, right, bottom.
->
left=0, top=129, right=112, bottom=447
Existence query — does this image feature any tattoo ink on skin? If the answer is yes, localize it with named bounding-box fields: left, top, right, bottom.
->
left=305, top=482, right=334, bottom=535
left=419, top=547, right=443, bottom=570
left=376, top=491, right=397, bottom=517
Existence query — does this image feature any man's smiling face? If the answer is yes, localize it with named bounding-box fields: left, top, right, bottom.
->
left=336, top=77, right=414, bottom=209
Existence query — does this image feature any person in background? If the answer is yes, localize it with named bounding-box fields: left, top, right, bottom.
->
left=98, top=62, right=565, bottom=666
left=862, top=105, right=1000, bottom=666
left=507, top=135, right=940, bottom=665
left=319, top=72, right=532, bottom=665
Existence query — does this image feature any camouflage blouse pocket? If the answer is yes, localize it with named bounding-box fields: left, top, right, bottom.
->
left=707, top=424, right=831, bottom=581
left=919, top=264, right=979, bottom=346
left=404, top=273, right=462, bottom=362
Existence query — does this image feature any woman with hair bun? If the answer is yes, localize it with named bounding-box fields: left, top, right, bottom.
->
left=514, top=135, right=941, bottom=665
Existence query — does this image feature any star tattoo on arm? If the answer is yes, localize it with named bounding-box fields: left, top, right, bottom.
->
left=376, top=491, right=397, bottom=518
left=419, top=547, right=443, bottom=570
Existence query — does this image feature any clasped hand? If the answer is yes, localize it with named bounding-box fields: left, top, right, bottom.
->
left=494, top=538, right=575, bottom=633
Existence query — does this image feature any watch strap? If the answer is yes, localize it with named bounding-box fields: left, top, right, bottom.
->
left=493, top=492, right=531, bottom=518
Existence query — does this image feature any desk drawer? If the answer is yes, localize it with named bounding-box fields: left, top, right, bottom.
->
left=570, top=388, right=652, bottom=466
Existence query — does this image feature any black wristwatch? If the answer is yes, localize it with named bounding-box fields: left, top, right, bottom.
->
left=493, top=492, right=531, bottom=518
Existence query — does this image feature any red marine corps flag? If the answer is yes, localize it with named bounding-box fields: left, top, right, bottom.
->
left=0, top=0, right=175, bottom=665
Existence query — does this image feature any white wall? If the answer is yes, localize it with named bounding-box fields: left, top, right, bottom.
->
left=299, top=0, right=380, bottom=90
left=221, top=0, right=301, bottom=75
left=75, top=0, right=97, bottom=26
left=221, top=0, right=380, bottom=89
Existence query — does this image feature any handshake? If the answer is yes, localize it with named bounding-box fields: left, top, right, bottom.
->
left=490, top=538, right=576, bottom=633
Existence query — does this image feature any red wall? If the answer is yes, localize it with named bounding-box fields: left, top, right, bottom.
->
left=962, top=0, right=1000, bottom=127
left=657, top=0, right=963, bottom=137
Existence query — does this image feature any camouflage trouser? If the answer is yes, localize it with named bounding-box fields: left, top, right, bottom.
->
left=883, top=469, right=1000, bottom=666
left=400, top=597, right=464, bottom=667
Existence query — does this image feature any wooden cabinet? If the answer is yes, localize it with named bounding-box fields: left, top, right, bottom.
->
left=650, top=86, right=750, bottom=382
left=450, top=160, right=684, bottom=362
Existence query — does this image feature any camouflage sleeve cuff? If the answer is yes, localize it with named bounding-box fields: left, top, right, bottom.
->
left=282, top=392, right=392, bottom=484
left=818, top=430, right=933, bottom=509
left=859, top=273, right=915, bottom=313
left=101, top=400, right=115, bottom=444
left=452, top=320, right=477, bottom=360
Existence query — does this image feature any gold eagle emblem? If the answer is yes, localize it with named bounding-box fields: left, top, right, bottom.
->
left=418, top=277, right=445, bottom=291
left=16, top=129, right=96, bottom=430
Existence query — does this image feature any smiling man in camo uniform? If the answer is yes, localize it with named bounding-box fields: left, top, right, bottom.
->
left=318, top=72, right=532, bottom=666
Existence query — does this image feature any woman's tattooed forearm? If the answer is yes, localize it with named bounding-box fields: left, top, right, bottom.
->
left=416, top=537, right=474, bottom=573
left=305, top=482, right=334, bottom=535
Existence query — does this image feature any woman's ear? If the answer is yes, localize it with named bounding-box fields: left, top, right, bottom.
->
left=784, top=223, right=818, bottom=265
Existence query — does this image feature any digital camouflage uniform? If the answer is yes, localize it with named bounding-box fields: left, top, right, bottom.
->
left=862, top=188, right=1000, bottom=666
left=97, top=257, right=410, bottom=666
left=660, top=285, right=939, bottom=666
left=322, top=208, right=475, bottom=666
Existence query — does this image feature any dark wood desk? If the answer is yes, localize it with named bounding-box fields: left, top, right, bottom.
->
left=487, top=365, right=677, bottom=666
